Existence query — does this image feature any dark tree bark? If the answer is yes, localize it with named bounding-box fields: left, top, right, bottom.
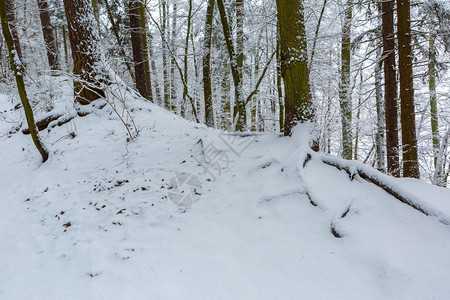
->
left=339, top=0, right=352, bottom=159
left=5, top=0, right=22, bottom=61
left=63, top=0, right=105, bottom=104
left=276, top=0, right=313, bottom=136
left=202, top=0, right=215, bottom=127
left=397, top=0, right=419, bottom=178
left=128, top=0, right=150, bottom=99
left=139, top=1, right=153, bottom=101
left=381, top=0, right=400, bottom=177
left=1, top=0, right=49, bottom=162
left=37, top=0, right=60, bottom=71
left=276, top=22, right=284, bottom=133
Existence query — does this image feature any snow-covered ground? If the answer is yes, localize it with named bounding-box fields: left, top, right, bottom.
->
left=1, top=79, right=450, bottom=299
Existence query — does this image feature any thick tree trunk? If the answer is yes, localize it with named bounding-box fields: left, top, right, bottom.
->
left=381, top=0, right=400, bottom=177
left=128, top=0, right=150, bottom=99
left=397, top=0, right=419, bottom=178
left=1, top=0, right=49, bottom=162
left=276, top=0, right=312, bottom=136
left=63, top=0, right=105, bottom=104
left=202, top=0, right=215, bottom=127
left=37, top=0, right=60, bottom=70
left=339, top=0, right=352, bottom=159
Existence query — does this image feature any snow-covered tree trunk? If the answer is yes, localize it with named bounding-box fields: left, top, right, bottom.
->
left=428, top=35, right=439, bottom=167
left=5, top=0, right=21, bottom=61
left=161, top=0, right=170, bottom=109
left=202, top=0, right=215, bottom=127
left=181, top=0, right=192, bottom=117
left=397, top=0, right=419, bottom=178
left=1, top=0, right=49, bottom=162
left=170, top=0, right=177, bottom=111
left=375, top=46, right=386, bottom=173
left=339, top=0, right=352, bottom=159
left=276, top=0, right=312, bottom=136
left=217, top=0, right=246, bottom=131
left=381, top=0, right=399, bottom=177
left=139, top=1, right=153, bottom=101
left=129, top=0, right=150, bottom=100
left=234, top=0, right=246, bottom=131
left=37, top=0, right=60, bottom=71
left=63, top=0, right=105, bottom=104
left=276, top=22, right=284, bottom=133
left=433, top=128, right=449, bottom=187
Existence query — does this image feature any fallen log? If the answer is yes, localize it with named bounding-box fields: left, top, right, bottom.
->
left=22, top=113, right=64, bottom=134
left=314, top=154, right=450, bottom=225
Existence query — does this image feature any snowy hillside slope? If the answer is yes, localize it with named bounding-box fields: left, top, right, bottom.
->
left=1, top=79, right=450, bottom=299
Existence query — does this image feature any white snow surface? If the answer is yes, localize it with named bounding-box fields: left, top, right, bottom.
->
left=1, top=80, right=450, bottom=299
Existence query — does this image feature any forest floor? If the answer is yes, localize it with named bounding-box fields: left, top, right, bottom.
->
left=1, top=77, right=450, bottom=299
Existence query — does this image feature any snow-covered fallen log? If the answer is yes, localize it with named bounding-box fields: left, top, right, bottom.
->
left=315, top=152, right=450, bottom=225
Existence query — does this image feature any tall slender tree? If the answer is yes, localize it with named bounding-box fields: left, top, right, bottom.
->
left=161, top=0, right=170, bottom=109
left=128, top=0, right=150, bottom=99
left=139, top=0, right=153, bottom=101
left=170, top=0, right=177, bottom=111
left=5, top=0, right=21, bottom=61
left=428, top=35, right=439, bottom=167
left=397, top=0, right=419, bottom=178
left=37, top=0, right=60, bottom=71
left=202, top=0, right=215, bottom=127
left=1, top=0, right=49, bottom=162
left=217, top=0, right=246, bottom=131
left=339, top=0, right=352, bottom=159
left=381, top=0, right=400, bottom=177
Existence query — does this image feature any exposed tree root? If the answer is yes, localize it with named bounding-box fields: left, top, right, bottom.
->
left=319, top=155, right=431, bottom=218
left=330, top=225, right=342, bottom=238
